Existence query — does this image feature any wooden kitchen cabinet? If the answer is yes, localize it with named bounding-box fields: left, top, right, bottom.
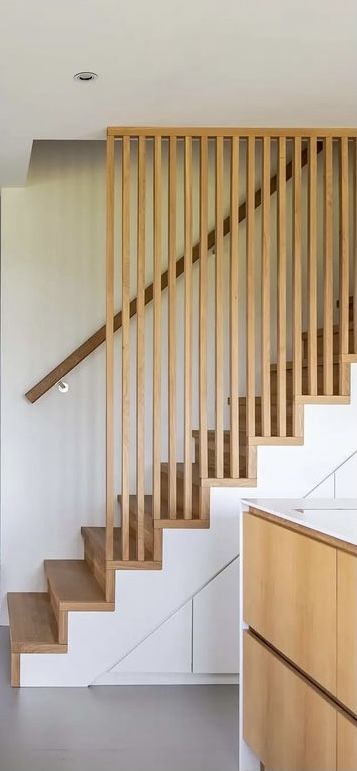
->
left=243, top=511, right=337, bottom=695
left=243, top=631, right=337, bottom=771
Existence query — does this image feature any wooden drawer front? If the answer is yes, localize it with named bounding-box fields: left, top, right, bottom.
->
left=243, top=511, right=337, bottom=694
left=337, top=551, right=357, bottom=715
left=337, top=713, right=357, bottom=771
left=243, top=632, right=336, bottom=771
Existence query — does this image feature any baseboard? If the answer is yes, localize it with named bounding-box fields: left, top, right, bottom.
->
left=92, top=672, right=239, bottom=686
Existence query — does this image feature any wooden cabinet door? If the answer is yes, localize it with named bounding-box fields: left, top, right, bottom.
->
left=243, top=631, right=336, bottom=771
left=337, top=713, right=357, bottom=771
left=337, top=551, right=357, bottom=715
left=243, top=511, right=337, bottom=694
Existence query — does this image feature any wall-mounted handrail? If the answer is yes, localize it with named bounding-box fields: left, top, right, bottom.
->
left=25, top=142, right=321, bottom=404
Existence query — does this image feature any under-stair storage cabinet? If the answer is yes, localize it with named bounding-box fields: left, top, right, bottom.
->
left=243, top=631, right=337, bottom=771
left=242, top=503, right=357, bottom=771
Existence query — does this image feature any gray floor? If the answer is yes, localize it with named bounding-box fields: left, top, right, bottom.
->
left=0, top=627, right=238, bottom=771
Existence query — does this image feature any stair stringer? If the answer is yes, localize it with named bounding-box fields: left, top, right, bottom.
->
left=20, top=493, right=239, bottom=686
left=20, top=364, right=357, bottom=686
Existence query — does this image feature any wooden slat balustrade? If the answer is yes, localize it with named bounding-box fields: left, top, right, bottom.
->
left=89, top=128, right=357, bottom=563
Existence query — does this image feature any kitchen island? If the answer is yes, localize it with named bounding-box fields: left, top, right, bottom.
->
left=239, top=499, right=357, bottom=771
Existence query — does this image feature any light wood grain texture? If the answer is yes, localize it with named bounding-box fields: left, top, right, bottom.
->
left=105, top=134, right=115, bottom=565
left=293, top=137, right=303, bottom=433
left=337, top=550, right=357, bottom=715
left=337, top=713, right=357, bottom=771
left=184, top=137, right=193, bottom=517
left=154, top=517, right=210, bottom=529
left=109, top=126, right=357, bottom=138
left=11, top=653, right=20, bottom=687
left=246, top=136, right=256, bottom=452
left=339, top=136, right=350, bottom=394
left=230, top=136, right=240, bottom=476
left=136, top=136, right=146, bottom=559
left=354, top=139, right=357, bottom=356
left=48, top=584, right=68, bottom=645
left=215, top=136, right=224, bottom=478
left=199, top=136, right=208, bottom=479
left=153, top=137, right=162, bottom=539
left=248, top=505, right=357, bottom=555
left=83, top=528, right=115, bottom=601
left=308, top=136, right=318, bottom=395
left=277, top=136, right=287, bottom=435
left=160, top=462, right=200, bottom=520
left=243, top=511, right=337, bottom=694
left=83, top=524, right=161, bottom=570
left=323, top=136, right=334, bottom=395
left=261, top=136, right=271, bottom=437
left=243, top=631, right=337, bottom=771
left=25, top=135, right=319, bottom=405
left=44, top=560, right=114, bottom=611
left=7, top=593, right=67, bottom=653
left=168, top=136, right=177, bottom=516
left=121, top=135, right=131, bottom=559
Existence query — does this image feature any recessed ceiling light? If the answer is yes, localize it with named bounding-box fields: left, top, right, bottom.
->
left=74, top=71, right=98, bottom=82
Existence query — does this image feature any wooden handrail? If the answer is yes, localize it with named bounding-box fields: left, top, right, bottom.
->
left=25, top=141, right=322, bottom=403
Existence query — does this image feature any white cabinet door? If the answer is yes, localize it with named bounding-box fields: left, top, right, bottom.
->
left=112, top=601, right=192, bottom=673
left=335, top=453, right=357, bottom=496
left=193, top=558, right=239, bottom=674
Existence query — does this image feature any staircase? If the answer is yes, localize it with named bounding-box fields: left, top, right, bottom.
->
left=8, top=127, right=357, bottom=686
left=8, top=304, right=356, bottom=686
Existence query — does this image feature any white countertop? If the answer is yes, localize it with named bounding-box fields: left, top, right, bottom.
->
left=241, top=498, right=357, bottom=548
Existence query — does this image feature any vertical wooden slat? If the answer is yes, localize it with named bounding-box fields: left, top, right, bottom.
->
left=308, top=136, right=318, bottom=395
left=199, top=137, right=208, bottom=481
left=215, top=136, right=224, bottom=478
left=246, top=136, right=256, bottom=450
left=261, top=137, right=271, bottom=437
left=121, top=136, right=131, bottom=560
left=354, top=139, right=357, bottom=356
left=105, top=134, right=115, bottom=567
left=183, top=137, right=192, bottom=517
left=230, top=136, right=240, bottom=477
left=323, top=136, right=334, bottom=395
left=339, top=136, right=349, bottom=394
left=168, top=137, right=177, bottom=516
left=277, top=136, right=287, bottom=436
left=292, top=137, right=302, bottom=432
left=136, top=137, right=145, bottom=560
left=153, top=137, right=162, bottom=533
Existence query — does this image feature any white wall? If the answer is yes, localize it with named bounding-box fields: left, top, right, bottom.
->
left=1, top=142, right=107, bottom=621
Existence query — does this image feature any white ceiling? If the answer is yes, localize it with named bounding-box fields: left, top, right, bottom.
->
left=1, top=0, right=356, bottom=187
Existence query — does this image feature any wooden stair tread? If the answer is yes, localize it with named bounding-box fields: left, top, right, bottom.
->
left=154, top=489, right=201, bottom=521
left=82, top=524, right=161, bottom=570
left=44, top=560, right=111, bottom=610
left=7, top=593, right=66, bottom=654
left=302, top=319, right=353, bottom=340
left=270, top=356, right=342, bottom=373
